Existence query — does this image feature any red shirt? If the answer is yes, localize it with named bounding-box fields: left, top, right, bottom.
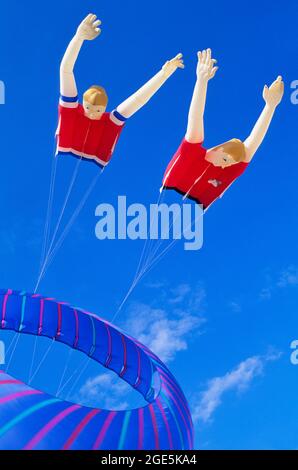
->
left=162, top=139, right=249, bottom=209
left=56, top=104, right=125, bottom=168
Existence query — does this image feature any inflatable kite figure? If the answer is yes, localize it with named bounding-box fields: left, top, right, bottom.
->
left=162, top=49, right=284, bottom=210
left=56, top=13, right=184, bottom=168
left=0, top=290, right=193, bottom=450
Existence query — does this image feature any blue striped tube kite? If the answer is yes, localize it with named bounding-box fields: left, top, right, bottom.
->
left=0, top=289, right=194, bottom=450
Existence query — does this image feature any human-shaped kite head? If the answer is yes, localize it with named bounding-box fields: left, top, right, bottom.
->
left=83, top=85, right=108, bottom=120
left=206, top=139, right=246, bottom=168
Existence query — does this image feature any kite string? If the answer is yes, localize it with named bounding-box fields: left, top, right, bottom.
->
left=112, top=199, right=204, bottom=323
left=39, top=147, right=58, bottom=271
left=137, top=159, right=207, bottom=280
left=45, top=157, right=82, bottom=259
left=136, top=152, right=183, bottom=278
left=112, top=189, right=166, bottom=321
left=29, top=338, right=56, bottom=385
left=132, top=189, right=165, bottom=287
left=112, top=236, right=177, bottom=323
left=46, top=122, right=92, bottom=261
left=58, top=355, right=89, bottom=397
left=35, top=156, right=83, bottom=291
left=65, top=356, right=91, bottom=400
left=34, top=171, right=102, bottom=293
left=128, top=208, right=204, bottom=293
left=143, top=160, right=209, bottom=269
left=140, top=200, right=184, bottom=276
left=28, top=335, right=38, bottom=383
left=5, top=332, right=18, bottom=357
left=182, top=163, right=211, bottom=201
left=113, top=196, right=181, bottom=320
left=113, top=236, right=179, bottom=323
left=34, top=122, right=96, bottom=292
left=56, top=348, right=74, bottom=396
left=35, top=122, right=92, bottom=293
left=142, top=203, right=204, bottom=279
left=139, top=190, right=167, bottom=274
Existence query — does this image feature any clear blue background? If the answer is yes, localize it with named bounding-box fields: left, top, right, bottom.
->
left=0, top=0, right=297, bottom=450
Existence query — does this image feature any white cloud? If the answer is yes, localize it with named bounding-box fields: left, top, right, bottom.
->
left=192, top=351, right=281, bottom=424
left=124, top=302, right=205, bottom=363
left=228, top=301, right=242, bottom=313
left=145, top=281, right=166, bottom=289
left=259, top=287, right=272, bottom=301
left=260, top=265, right=298, bottom=300
left=77, top=372, right=130, bottom=410
left=169, top=284, right=191, bottom=304
left=78, top=283, right=206, bottom=408
left=277, top=266, right=298, bottom=288
left=0, top=218, right=42, bottom=256
left=123, top=283, right=206, bottom=363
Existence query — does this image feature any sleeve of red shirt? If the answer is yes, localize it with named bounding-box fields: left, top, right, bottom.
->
left=109, top=110, right=127, bottom=127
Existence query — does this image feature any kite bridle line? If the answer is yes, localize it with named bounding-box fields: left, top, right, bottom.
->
left=35, top=119, right=102, bottom=293
left=113, top=149, right=183, bottom=319
left=113, top=148, right=209, bottom=321
left=112, top=204, right=205, bottom=323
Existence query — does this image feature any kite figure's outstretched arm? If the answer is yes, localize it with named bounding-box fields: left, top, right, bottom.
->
left=60, top=14, right=101, bottom=98
left=185, top=48, right=218, bottom=144
left=116, top=54, right=184, bottom=119
left=244, top=76, right=284, bottom=161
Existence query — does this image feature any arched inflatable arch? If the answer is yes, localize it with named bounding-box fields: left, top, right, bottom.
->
left=0, top=289, right=194, bottom=450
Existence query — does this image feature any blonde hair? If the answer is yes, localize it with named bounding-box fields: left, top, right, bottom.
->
left=211, top=139, right=246, bottom=163
left=83, top=85, right=108, bottom=107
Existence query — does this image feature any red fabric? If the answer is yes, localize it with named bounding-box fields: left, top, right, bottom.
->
left=163, top=138, right=249, bottom=209
left=56, top=104, right=124, bottom=165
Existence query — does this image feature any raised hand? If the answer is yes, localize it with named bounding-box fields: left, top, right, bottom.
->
left=196, top=48, right=218, bottom=81
left=162, top=53, right=185, bottom=77
left=263, top=76, right=284, bottom=108
left=76, top=13, right=102, bottom=41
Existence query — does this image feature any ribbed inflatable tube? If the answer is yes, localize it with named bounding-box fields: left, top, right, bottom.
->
left=0, top=289, right=194, bottom=450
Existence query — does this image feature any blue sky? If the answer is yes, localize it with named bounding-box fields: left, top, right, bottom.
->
left=0, top=0, right=298, bottom=450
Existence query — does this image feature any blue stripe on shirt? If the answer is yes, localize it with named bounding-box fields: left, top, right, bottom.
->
left=113, top=110, right=127, bottom=122
left=60, top=95, right=78, bottom=103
